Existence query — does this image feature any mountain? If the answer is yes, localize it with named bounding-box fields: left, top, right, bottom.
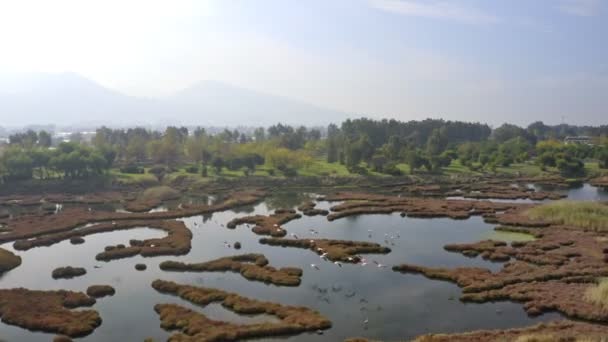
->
left=0, top=73, right=349, bottom=127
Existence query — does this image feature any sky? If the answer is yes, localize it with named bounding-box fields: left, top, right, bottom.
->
left=0, top=0, right=606, bottom=126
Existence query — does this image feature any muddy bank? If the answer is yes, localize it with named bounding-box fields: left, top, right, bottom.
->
left=160, top=254, right=302, bottom=286
left=227, top=208, right=302, bottom=237
left=259, top=237, right=390, bottom=263
left=0, top=288, right=100, bottom=337
left=412, top=320, right=608, bottom=341
left=152, top=279, right=331, bottom=341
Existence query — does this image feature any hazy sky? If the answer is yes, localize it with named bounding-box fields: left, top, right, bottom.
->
left=0, top=0, right=607, bottom=126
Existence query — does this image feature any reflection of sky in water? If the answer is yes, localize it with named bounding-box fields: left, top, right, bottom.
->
left=3, top=186, right=596, bottom=341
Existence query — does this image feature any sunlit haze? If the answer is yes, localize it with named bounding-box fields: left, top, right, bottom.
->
left=0, top=0, right=607, bottom=125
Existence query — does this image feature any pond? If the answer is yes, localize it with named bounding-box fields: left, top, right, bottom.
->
left=1, top=186, right=585, bottom=341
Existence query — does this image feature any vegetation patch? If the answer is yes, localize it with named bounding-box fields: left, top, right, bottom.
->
left=3, top=189, right=264, bottom=251
left=297, top=200, right=329, bottom=216
left=525, top=201, right=608, bottom=232
left=86, top=285, right=115, bottom=298
left=394, top=226, right=608, bottom=322
left=52, top=266, right=87, bottom=279
left=160, top=254, right=302, bottom=286
left=227, top=209, right=302, bottom=237
left=259, top=237, right=390, bottom=262
left=0, top=247, right=21, bottom=274
left=125, top=186, right=180, bottom=212
left=324, top=192, right=522, bottom=221
left=412, top=320, right=608, bottom=341
left=0, top=288, right=100, bottom=337
left=151, top=279, right=331, bottom=341
left=584, top=278, right=608, bottom=309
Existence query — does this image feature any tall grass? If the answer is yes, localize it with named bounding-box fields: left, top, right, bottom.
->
left=585, top=278, right=608, bottom=308
left=526, top=200, right=608, bottom=232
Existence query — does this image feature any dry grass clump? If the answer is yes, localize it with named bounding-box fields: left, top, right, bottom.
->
left=585, top=278, right=608, bottom=308
left=526, top=201, right=608, bottom=231
left=151, top=279, right=331, bottom=341
left=0, top=247, right=21, bottom=273
left=160, top=254, right=302, bottom=286
left=0, top=288, right=100, bottom=337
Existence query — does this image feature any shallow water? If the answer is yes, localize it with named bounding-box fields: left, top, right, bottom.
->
left=2, top=186, right=593, bottom=341
left=0, top=210, right=557, bottom=341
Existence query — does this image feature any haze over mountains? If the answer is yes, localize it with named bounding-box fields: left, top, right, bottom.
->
left=0, top=72, right=349, bottom=127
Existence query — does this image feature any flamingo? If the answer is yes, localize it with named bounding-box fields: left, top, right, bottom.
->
left=334, top=261, right=342, bottom=267
left=311, top=264, right=319, bottom=270
left=290, top=233, right=299, bottom=239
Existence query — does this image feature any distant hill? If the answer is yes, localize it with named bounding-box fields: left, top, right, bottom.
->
left=0, top=73, right=349, bottom=127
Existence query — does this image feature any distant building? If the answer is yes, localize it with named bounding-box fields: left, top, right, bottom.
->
left=564, top=136, right=592, bottom=145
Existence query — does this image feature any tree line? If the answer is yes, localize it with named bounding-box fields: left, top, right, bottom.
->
left=1, top=118, right=607, bottom=182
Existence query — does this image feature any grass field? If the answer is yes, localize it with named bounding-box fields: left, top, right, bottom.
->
left=526, top=201, right=608, bottom=231
left=110, top=157, right=603, bottom=186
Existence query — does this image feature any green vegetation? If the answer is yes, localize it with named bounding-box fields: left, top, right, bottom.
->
left=141, top=186, right=179, bottom=201
left=526, top=201, right=608, bottom=231
left=2, top=119, right=607, bottom=185
left=485, top=230, right=536, bottom=243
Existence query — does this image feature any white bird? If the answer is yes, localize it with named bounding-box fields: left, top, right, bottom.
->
left=347, top=257, right=354, bottom=262
left=111, top=221, right=117, bottom=226
left=321, top=252, right=329, bottom=258
left=88, top=207, right=92, bottom=212
left=178, top=203, right=183, bottom=209
left=361, top=262, right=368, bottom=266
left=273, top=223, right=279, bottom=227
left=367, top=229, right=373, bottom=233
left=317, top=247, right=324, bottom=252
left=311, top=264, right=319, bottom=270
left=377, top=263, right=387, bottom=268
left=290, top=233, right=299, bottom=239
left=363, top=318, right=369, bottom=324
left=334, top=261, right=342, bottom=267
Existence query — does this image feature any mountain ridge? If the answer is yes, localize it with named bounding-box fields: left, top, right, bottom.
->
left=0, top=73, right=350, bottom=127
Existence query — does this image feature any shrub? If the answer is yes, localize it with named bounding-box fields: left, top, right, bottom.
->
left=120, top=164, right=144, bottom=174
left=382, top=162, right=403, bottom=176
left=184, top=165, right=198, bottom=174
left=347, top=165, right=368, bottom=175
